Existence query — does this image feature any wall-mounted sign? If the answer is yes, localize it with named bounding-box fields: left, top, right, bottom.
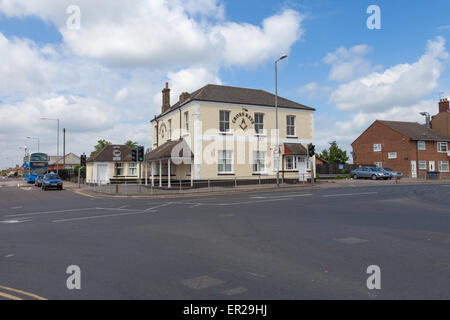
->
left=232, top=112, right=254, bottom=131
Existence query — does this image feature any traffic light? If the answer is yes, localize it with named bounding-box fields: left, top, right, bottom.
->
left=307, top=143, right=315, bottom=157
left=138, top=146, right=144, bottom=162
left=131, top=147, right=137, bottom=162
left=80, top=154, right=87, bottom=167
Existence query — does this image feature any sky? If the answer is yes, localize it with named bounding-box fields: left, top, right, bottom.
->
left=1, top=0, right=450, bottom=168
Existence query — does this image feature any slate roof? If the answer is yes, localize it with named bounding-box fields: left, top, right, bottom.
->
left=145, top=139, right=193, bottom=161
left=378, top=120, right=450, bottom=141
left=154, top=84, right=315, bottom=120
left=87, top=145, right=133, bottom=162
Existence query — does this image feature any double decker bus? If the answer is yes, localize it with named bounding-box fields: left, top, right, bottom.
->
left=23, top=153, right=49, bottom=183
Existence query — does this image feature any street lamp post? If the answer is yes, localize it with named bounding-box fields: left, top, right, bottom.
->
left=275, top=54, right=288, bottom=187
left=27, top=136, right=40, bottom=152
left=41, top=118, right=60, bottom=174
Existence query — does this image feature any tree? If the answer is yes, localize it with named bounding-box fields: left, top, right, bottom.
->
left=319, top=141, right=349, bottom=164
left=90, top=139, right=112, bottom=157
left=124, top=140, right=138, bottom=149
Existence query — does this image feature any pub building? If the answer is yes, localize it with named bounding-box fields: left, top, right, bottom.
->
left=145, top=83, right=316, bottom=188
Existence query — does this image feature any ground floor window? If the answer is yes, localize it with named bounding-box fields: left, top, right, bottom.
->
left=375, top=162, right=382, bottom=168
left=114, top=162, right=124, bottom=176
left=285, top=155, right=296, bottom=171
left=186, top=164, right=191, bottom=176
left=253, top=151, right=266, bottom=174
left=218, top=150, right=233, bottom=173
left=418, top=161, right=427, bottom=170
left=439, top=161, right=449, bottom=172
left=128, top=162, right=137, bottom=176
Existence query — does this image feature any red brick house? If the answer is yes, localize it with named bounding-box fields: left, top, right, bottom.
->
left=352, top=120, right=450, bottom=178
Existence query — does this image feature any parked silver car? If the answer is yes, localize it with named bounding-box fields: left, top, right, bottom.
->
left=350, top=167, right=390, bottom=180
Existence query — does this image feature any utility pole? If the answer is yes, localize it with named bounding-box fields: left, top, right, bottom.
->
left=63, top=128, right=66, bottom=171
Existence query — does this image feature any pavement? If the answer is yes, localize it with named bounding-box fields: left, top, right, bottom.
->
left=0, top=177, right=449, bottom=299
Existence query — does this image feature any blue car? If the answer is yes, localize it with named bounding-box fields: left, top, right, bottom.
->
left=42, top=173, right=63, bottom=191
left=350, top=167, right=390, bottom=180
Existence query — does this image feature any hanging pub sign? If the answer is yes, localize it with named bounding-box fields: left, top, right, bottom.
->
left=232, top=111, right=255, bottom=131
left=112, top=148, right=121, bottom=161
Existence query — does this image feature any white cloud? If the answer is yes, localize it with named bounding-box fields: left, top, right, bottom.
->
left=0, top=1, right=303, bottom=68
left=330, top=37, right=448, bottom=112
left=323, top=44, right=380, bottom=82
left=212, top=9, right=304, bottom=66
left=298, top=82, right=333, bottom=100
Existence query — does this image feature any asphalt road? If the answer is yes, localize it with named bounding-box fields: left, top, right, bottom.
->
left=0, top=178, right=449, bottom=299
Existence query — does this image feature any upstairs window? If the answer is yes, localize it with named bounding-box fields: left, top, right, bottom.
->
left=168, top=119, right=172, bottom=140
left=417, top=141, right=426, bottom=150
left=255, top=113, right=264, bottom=135
left=286, top=115, right=295, bottom=136
left=373, top=144, right=382, bottom=152
left=184, top=111, right=189, bottom=132
left=219, top=110, right=230, bottom=133
left=438, top=142, right=448, bottom=153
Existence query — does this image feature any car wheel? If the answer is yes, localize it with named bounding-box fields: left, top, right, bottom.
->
left=353, top=174, right=358, bottom=179
left=371, top=175, right=377, bottom=180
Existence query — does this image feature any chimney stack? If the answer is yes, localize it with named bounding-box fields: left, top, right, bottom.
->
left=179, top=92, right=190, bottom=104
left=162, top=82, right=171, bottom=113
left=439, top=98, right=449, bottom=113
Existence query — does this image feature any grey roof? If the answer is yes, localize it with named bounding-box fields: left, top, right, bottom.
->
left=378, top=120, right=450, bottom=141
left=145, top=139, right=193, bottom=161
left=87, top=145, right=133, bottom=162
left=154, top=84, right=315, bottom=120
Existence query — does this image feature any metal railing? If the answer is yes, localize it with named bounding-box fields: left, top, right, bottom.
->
left=84, top=173, right=312, bottom=195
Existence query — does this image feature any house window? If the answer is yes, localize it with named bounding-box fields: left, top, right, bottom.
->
left=114, top=163, right=124, bottom=176
left=286, top=115, right=295, bottom=136
left=438, top=142, right=448, bottom=153
left=186, top=164, right=191, bottom=176
left=439, top=161, right=449, bottom=172
left=375, top=162, right=382, bottom=168
left=255, top=113, right=264, bottom=135
left=128, top=162, right=137, bottom=176
left=184, top=111, right=189, bottom=132
left=285, top=155, right=296, bottom=171
left=388, top=152, right=397, bottom=159
left=253, top=151, right=266, bottom=174
left=218, top=150, right=233, bottom=173
left=418, top=141, right=426, bottom=150
left=418, top=161, right=427, bottom=170
left=373, top=144, right=382, bottom=152
left=168, top=119, right=172, bottom=140
left=219, top=110, right=230, bottom=133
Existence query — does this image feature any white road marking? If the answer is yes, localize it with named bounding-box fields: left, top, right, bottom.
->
left=0, top=219, right=30, bottom=224
left=4, top=254, right=14, bottom=258
left=6, top=207, right=100, bottom=218
left=322, top=192, right=378, bottom=198
left=10, top=206, right=23, bottom=209
left=250, top=193, right=312, bottom=199
left=52, top=210, right=154, bottom=223
left=219, top=197, right=307, bottom=206
left=145, top=203, right=172, bottom=211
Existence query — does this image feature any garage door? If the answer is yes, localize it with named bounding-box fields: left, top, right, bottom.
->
left=96, top=164, right=109, bottom=184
